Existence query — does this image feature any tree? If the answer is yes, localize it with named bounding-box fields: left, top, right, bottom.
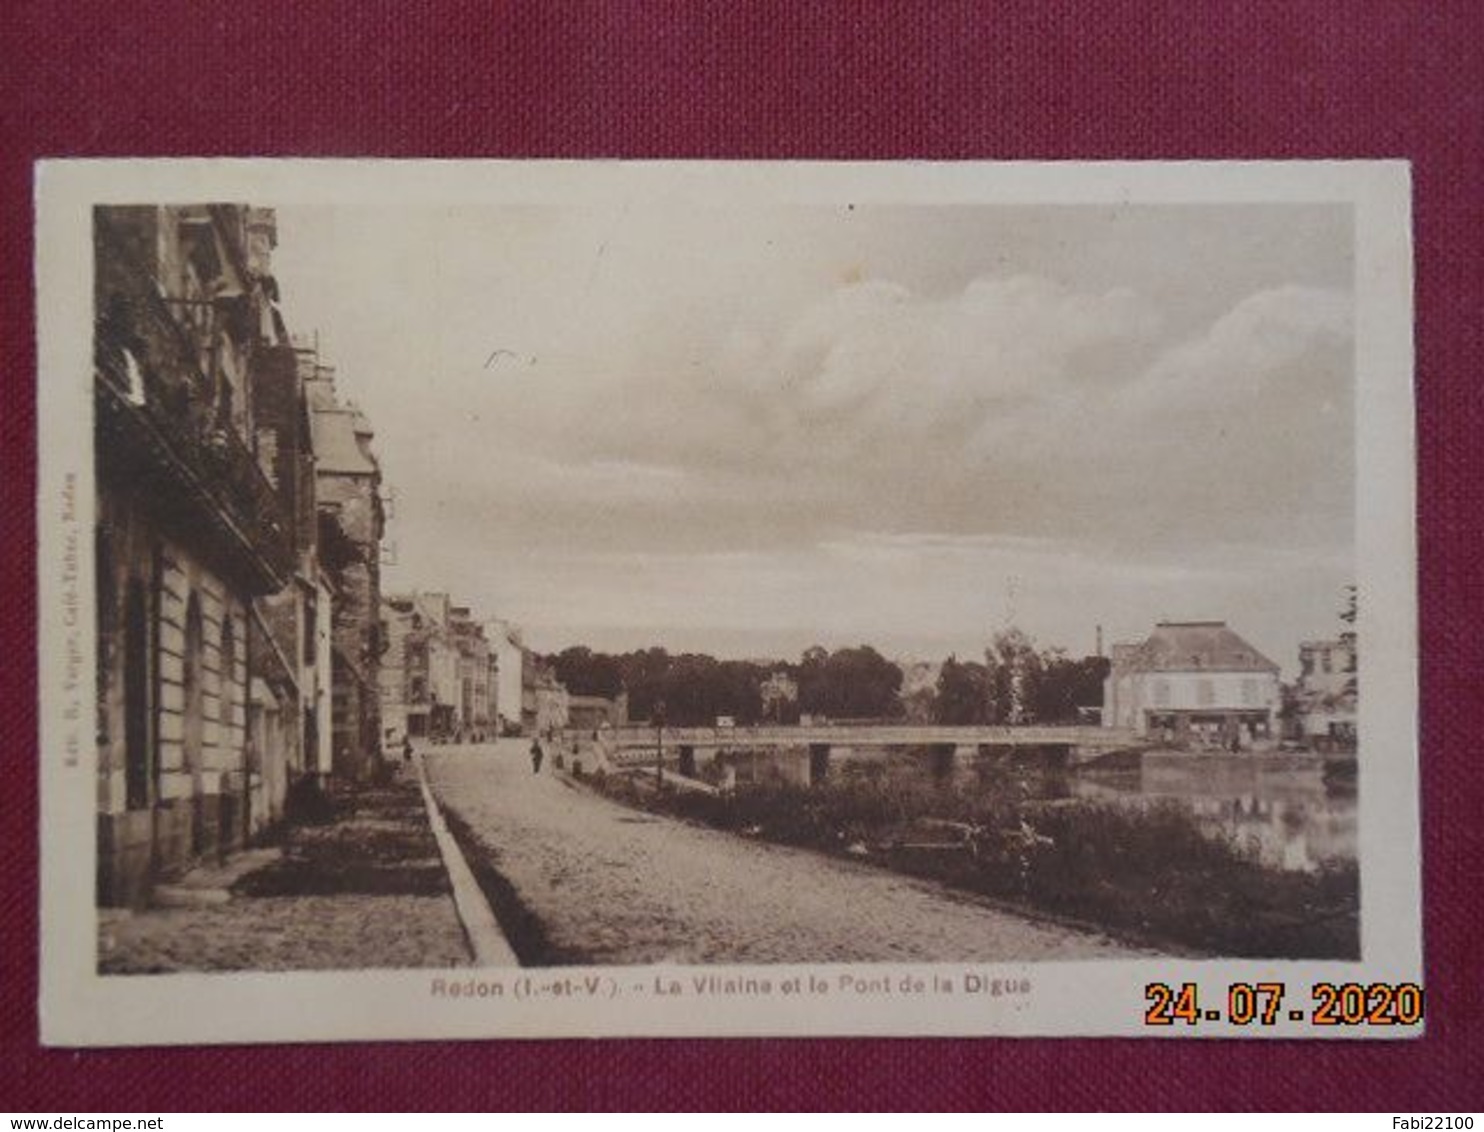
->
left=618, top=646, right=671, bottom=720
left=1032, top=652, right=1110, bottom=724
left=985, top=628, right=1044, bottom=724
left=796, top=646, right=829, bottom=716
left=759, top=669, right=802, bottom=723
left=900, top=683, right=937, bottom=724
left=549, top=646, right=624, bottom=699
left=897, top=660, right=939, bottom=724
left=935, top=656, right=989, bottom=724
left=657, top=653, right=721, bottom=725
left=798, top=645, right=903, bottom=720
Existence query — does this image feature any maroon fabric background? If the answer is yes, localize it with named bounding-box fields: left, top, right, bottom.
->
left=2, top=0, right=1480, bottom=1111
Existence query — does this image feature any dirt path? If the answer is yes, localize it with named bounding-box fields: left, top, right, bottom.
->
left=425, top=741, right=1141, bottom=965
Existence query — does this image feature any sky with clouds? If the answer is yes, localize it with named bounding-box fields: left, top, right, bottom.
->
left=270, top=201, right=1354, bottom=673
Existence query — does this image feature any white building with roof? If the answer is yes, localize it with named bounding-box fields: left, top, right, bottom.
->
left=487, top=618, right=527, bottom=734
left=1103, top=620, right=1281, bottom=750
left=1295, top=633, right=1357, bottom=750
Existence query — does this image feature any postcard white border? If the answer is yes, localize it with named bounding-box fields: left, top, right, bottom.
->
left=36, top=159, right=1418, bottom=1045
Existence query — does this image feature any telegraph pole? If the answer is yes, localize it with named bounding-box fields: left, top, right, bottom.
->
left=654, top=700, right=666, bottom=791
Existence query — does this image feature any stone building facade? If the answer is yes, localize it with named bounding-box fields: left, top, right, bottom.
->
left=380, top=592, right=452, bottom=743
left=379, top=595, right=423, bottom=744
left=523, top=654, right=570, bottom=738
left=251, top=339, right=336, bottom=795
left=567, top=691, right=628, bottom=732
left=487, top=619, right=526, bottom=734
left=304, top=352, right=385, bottom=779
left=381, top=593, right=497, bottom=744
left=1294, top=634, right=1358, bottom=751
left=1103, top=621, right=1281, bottom=750
left=449, top=606, right=494, bottom=739
left=94, top=204, right=295, bottom=905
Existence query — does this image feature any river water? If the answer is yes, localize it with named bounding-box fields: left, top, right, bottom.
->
left=705, top=745, right=1358, bottom=874
left=1066, top=752, right=1357, bottom=872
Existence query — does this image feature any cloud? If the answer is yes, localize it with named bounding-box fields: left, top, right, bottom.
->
left=552, top=274, right=1349, bottom=557
left=394, top=271, right=1353, bottom=573
left=1077, top=284, right=1355, bottom=550
left=1117, top=284, right=1353, bottom=416
left=743, top=274, right=1163, bottom=458
left=272, top=203, right=1355, bottom=666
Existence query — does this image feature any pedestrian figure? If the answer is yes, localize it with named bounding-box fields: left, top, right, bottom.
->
left=531, top=738, right=544, bottom=775
left=402, top=735, right=413, bottom=764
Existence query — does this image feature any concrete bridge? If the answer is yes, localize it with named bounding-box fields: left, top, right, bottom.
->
left=569, top=722, right=1142, bottom=783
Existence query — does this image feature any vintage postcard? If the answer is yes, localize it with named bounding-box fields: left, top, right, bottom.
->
left=36, top=159, right=1419, bottom=1045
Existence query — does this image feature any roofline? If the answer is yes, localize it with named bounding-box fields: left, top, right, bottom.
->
left=1120, top=663, right=1280, bottom=674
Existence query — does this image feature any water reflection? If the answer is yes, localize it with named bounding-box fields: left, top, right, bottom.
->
left=1068, top=752, right=1357, bottom=872
left=693, top=745, right=1357, bottom=873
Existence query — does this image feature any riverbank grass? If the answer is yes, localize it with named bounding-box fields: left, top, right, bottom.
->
left=591, top=761, right=1358, bottom=959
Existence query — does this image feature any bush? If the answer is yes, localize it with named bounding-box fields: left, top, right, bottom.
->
left=589, top=761, right=1358, bottom=959
left=284, top=775, right=335, bottom=825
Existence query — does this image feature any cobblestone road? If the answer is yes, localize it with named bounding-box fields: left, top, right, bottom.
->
left=425, top=741, right=1141, bottom=965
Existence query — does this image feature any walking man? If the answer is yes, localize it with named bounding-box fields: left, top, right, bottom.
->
left=530, top=738, right=544, bottom=775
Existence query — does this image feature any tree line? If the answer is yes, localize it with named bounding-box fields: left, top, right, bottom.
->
left=543, top=629, right=1108, bottom=728
left=927, top=629, right=1108, bottom=726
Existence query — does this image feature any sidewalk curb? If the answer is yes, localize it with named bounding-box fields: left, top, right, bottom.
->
left=414, top=756, right=521, bottom=967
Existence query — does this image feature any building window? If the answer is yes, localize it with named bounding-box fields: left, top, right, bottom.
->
left=1196, top=678, right=1215, bottom=706
left=220, top=613, right=236, bottom=746
left=1241, top=678, right=1258, bottom=706
left=1321, top=651, right=1333, bottom=674
left=1152, top=679, right=1170, bottom=706
left=183, top=592, right=205, bottom=772
left=304, top=705, right=319, bottom=768
left=123, top=580, right=151, bottom=810
left=303, top=592, right=317, bottom=666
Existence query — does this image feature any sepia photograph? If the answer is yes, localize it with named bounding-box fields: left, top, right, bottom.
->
left=36, top=160, right=1419, bottom=1043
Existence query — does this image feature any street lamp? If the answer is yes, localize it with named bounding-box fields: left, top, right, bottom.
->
left=654, top=700, right=666, bottom=792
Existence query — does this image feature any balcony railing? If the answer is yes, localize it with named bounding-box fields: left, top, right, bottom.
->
left=95, top=215, right=294, bottom=591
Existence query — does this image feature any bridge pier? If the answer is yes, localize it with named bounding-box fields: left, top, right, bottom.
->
left=927, top=743, right=982, bottom=779
left=808, top=743, right=831, bottom=785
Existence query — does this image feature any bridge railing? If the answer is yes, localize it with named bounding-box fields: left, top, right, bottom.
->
left=589, top=723, right=1138, bottom=752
